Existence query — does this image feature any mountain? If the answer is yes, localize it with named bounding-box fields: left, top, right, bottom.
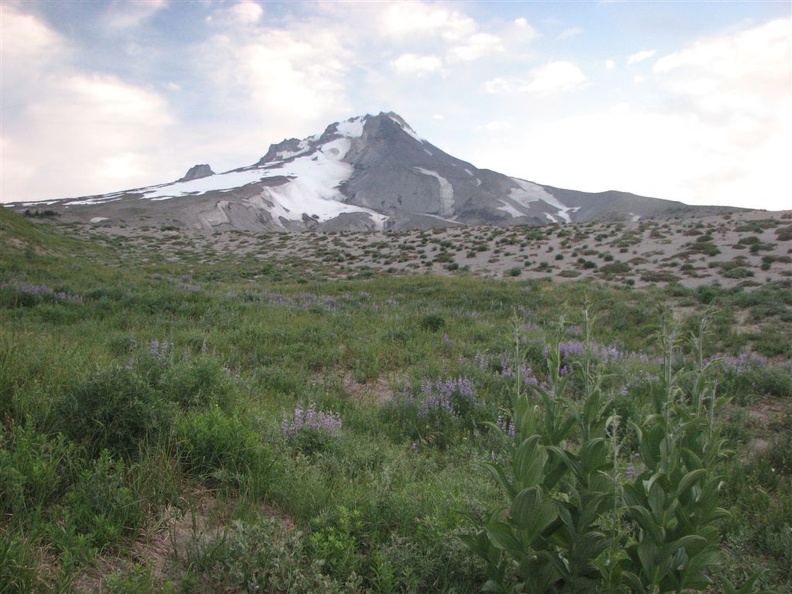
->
left=6, top=112, right=742, bottom=232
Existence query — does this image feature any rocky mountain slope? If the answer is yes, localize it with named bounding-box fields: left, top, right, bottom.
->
left=7, top=112, right=742, bottom=232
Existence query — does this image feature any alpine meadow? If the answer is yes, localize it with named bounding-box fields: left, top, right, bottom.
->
left=1, top=204, right=791, bottom=594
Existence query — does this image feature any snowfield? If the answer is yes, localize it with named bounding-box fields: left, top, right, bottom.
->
left=414, top=168, right=454, bottom=216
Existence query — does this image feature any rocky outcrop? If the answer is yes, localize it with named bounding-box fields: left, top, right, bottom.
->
left=179, top=164, right=215, bottom=182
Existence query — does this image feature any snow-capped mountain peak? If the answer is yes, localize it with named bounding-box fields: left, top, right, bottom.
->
left=9, top=112, right=727, bottom=232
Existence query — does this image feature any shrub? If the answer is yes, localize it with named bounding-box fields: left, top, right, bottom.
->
left=0, top=532, right=40, bottom=593
left=0, top=424, right=78, bottom=523
left=55, top=365, right=176, bottom=459
left=599, top=262, right=631, bottom=275
left=177, top=408, right=266, bottom=480
left=62, top=450, right=146, bottom=550
left=722, top=267, right=754, bottom=279
left=419, top=314, right=446, bottom=332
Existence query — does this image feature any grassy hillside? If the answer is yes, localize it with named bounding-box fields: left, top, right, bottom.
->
left=1, top=211, right=790, bottom=593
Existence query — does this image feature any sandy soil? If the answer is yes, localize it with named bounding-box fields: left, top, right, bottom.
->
left=62, top=209, right=792, bottom=289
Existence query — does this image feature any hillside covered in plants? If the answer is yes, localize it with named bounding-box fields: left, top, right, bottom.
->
left=1, top=207, right=790, bottom=593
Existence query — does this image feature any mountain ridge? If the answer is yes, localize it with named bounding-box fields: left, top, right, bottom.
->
left=6, top=112, right=744, bottom=232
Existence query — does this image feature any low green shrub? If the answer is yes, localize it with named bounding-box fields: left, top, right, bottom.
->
left=176, top=408, right=267, bottom=483
left=62, top=450, right=147, bottom=551
left=55, top=365, right=176, bottom=459
left=0, top=424, right=79, bottom=525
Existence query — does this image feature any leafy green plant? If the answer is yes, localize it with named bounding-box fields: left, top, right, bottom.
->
left=177, top=407, right=271, bottom=492
left=464, top=314, right=739, bottom=593
left=0, top=424, right=78, bottom=525
left=62, top=449, right=146, bottom=551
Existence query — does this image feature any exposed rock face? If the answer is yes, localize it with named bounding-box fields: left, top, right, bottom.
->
left=179, top=164, right=215, bottom=182
left=8, top=112, right=744, bottom=232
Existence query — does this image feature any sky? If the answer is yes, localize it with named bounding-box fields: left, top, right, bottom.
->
left=1, top=0, right=790, bottom=211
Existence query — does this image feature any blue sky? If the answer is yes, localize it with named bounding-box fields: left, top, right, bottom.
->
left=2, top=0, right=790, bottom=210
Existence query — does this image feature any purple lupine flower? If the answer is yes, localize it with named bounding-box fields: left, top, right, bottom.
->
left=149, top=339, right=173, bottom=361
left=497, top=415, right=516, bottom=438
left=416, top=376, right=478, bottom=418
left=281, top=403, right=342, bottom=439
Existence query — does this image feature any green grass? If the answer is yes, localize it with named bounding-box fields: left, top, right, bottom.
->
left=0, top=209, right=790, bottom=592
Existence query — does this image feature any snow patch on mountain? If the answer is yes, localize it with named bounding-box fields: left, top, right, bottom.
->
left=414, top=167, right=454, bottom=216
left=274, top=141, right=311, bottom=161
left=142, top=170, right=271, bottom=200
left=336, top=117, right=365, bottom=138
left=507, top=178, right=575, bottom=223
left=389, top=115, right=423, bottom=143
left=66, top=196, right=124, bottom=206
left=497, top=201, right=524, bottom=218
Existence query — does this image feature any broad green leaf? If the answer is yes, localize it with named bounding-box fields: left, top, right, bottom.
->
left=484, top=461, right=516, bottom=499
left=636, top=538, right=659, bottom=578
left=513, top=435, right=546, bottom=490
left=676, top=468, right=707, bottom=497
left=514, top=490, right=558, bottom=543
left=511, top=486, right=542, bottom=529
left=628, top=505, right=665, bottom=544
left=485, top=521, right=522, bottom=554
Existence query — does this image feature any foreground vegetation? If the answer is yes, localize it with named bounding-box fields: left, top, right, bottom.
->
left=1, top=208, right=790, bottom=593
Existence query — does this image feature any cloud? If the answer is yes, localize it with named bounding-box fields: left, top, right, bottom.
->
left=627, top=49, right=656, bottom=65
left=471, top=18, right=790, bottom=211
left=391, top=53, right=444, bottom=77
left=206, top=0, right=263, bottom=26
left=559, top=26, right=583, bottom=40
left=654, top=18, right=790, bottom=122
left=0, top=5, right=177, bottom=201
left=380, top=2, right=477, bottom=41
left=0, top=3, right=65, bottom=77
left=104, top=0, right=167, bottom=30
left=480, top=120, right=510, bottom=132
left=447, top=32, right=504, bottom=63
left=484, top=61, right=588, bottom=96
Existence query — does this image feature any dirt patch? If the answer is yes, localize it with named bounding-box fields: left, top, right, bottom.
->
left=342, top=372, right=396, bottom=403
left=66, top=489, right=298, bottom=591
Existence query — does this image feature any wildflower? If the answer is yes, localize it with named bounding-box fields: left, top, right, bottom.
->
left=281, top=403, right=342, bottom=439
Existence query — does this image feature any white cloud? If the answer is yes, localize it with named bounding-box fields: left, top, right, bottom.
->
left=207, top=0, right=263, bottom=26
left=559, top=26, right=583, bottom=40
left=654, top=18, right=790, bottom=121
left=484, top=61, right=588, bottom=96
left=229, top=0, right=264, bottom=25
left=447, top=32, right=504, bottom=63
left=480, top=120, right=510, bottom=132
left=380, top=2, right=477, bottom=41
left=473, top=18, right=791, bottom=212
left=0, top=4, right=65, bottom=77
left=605, top=59, right=616, bottom=70
left=526, top=61, right=588, bottom=95
left=391, top=53, right=444, bottom=77
left=627, top=49, right=656, bottom=65
left=203, top=26, right=350, bottom=121
left=104, top=0, right=167, bottom=30
left=0, top=5, right=177, bottom=201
